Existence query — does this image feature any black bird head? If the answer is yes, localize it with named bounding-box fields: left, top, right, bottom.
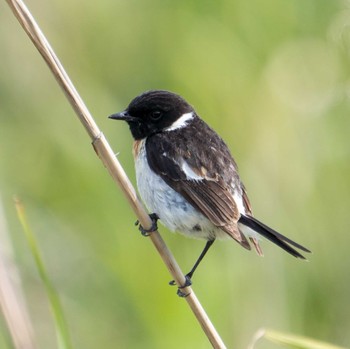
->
left=109, top=90, right=194, bottom=140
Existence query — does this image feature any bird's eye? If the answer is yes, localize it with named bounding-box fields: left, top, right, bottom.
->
left=150, top=110, right=162, bottom=121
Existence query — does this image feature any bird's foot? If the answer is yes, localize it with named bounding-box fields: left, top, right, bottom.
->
left=135, top=213, right=159, bottom=236
left=169, top=275, right=192, bottom=297
left=176, top=276, right=192, bottom=297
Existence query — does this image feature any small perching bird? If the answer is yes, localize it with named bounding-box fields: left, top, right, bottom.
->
left=109, top=90, right=310, bottom=284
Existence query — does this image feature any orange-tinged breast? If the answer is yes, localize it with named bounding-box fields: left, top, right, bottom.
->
left=133, top=139, right=144, bottom=159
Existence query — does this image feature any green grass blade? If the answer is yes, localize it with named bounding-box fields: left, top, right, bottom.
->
left=250, top=328, right=348, bottom=349
left=15, top=197, right=73, bottom=349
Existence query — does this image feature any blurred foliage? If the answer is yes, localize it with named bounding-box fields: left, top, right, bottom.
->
left=250, top=329, right=349, bottom=349
left=1, top=0, right=350, bottom=348
left=15, top=197, right=73, bottom=349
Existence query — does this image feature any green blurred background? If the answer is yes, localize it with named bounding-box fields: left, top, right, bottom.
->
left=1, top=0, right=349, bottom=348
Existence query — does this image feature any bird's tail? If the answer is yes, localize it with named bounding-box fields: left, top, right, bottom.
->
left=238, top=214, right=311, bottom=259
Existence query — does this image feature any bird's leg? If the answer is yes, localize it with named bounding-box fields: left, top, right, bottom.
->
left=169, top=239, right=215, bottom=291
left=135, top=213, right=159, bottom=236
left=185, top=239, right=215, bottom=280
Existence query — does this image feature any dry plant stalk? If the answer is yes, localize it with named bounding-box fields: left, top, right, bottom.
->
left=5, top=0, right=227, bottom=348
left=0, top=196, right=37, bottom=349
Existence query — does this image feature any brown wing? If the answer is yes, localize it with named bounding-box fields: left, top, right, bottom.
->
left=241, top=184, right=263, bottom=255
left=146, top=132, right=250, bottom=248
left=241, top=184, right=253, bottom=215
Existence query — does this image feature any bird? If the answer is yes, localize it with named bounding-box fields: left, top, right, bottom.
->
left=109, top=90, right=310, bottom=285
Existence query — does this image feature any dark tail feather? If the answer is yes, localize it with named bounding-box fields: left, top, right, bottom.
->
left=238, top=215, right=311, bottom=259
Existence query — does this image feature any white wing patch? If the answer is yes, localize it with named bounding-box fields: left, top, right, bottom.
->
left=160, top=150, right=202, bottom=181
left=181, top=161, right=203, bottom=180
left=165, top=112, right=194, bottom=131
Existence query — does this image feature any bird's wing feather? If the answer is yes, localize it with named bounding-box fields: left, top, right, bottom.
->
left=145, top=132, right=247, bottom=244
left=146, top=135, right=250, bottom=249
left=241, top=185, right=253, bottom=215
left=172, top=179, right=238, bottom=226
left=240, top=185, right=264, bottom=255
left=146, top=145, right=237, bottom=225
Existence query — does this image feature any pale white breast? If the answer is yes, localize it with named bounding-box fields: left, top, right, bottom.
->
left=134, top=139, right=227, bottom=240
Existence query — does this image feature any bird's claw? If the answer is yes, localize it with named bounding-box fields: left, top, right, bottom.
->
left=136, top=213, right=159, bottom=236
left=169, top=275, right=192, bottom=297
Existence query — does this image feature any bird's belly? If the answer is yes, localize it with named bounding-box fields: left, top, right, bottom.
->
left=135, top=142, right=227, bottom=240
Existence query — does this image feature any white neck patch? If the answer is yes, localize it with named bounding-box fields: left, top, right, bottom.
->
left=165, top=112, right=194, bottom=131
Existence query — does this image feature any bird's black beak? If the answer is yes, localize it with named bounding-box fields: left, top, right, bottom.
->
left=109, top=110, right=136, bottom=122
